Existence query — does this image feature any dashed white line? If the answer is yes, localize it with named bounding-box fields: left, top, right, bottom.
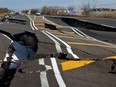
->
left=40, top=72, right=49, bottom=87
left=39, top=58, right=50, bottom=87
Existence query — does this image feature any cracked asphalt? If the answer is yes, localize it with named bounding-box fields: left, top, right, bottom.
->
left=0, top=15, right=116, bottom=87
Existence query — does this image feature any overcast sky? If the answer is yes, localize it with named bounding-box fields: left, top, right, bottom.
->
left=0, top=0, right=116, bottom=10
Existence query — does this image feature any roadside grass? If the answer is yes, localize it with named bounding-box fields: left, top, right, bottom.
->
left=89, top=11, right=116, bottom=19
left=43, top=11, right=116, bottom=19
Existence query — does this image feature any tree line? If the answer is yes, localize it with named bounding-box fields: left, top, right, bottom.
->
left=22, top=6, right=75, bottom=16
left=0, top=8, right=10, bottom=15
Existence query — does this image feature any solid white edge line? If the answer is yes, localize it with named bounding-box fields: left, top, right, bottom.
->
left=2, top=34, right=13, bottom=41
left=42, top=31, right=62, bottom=53
left=28, top=15, right=38, bottom=30
left=30, top=21, right=35, bottom=30
left=39, top=58, right=49, bottom=87
left=45, top=31, right=79, bottom=59
left=27, top=15, right=33, bottom=22
left=70, top=27, right=116, bottom=46
left=27, top=15, right=38, bottom=30
left=32, top=21, right=38, bottom=30
left=51, top=57, right=66, bottom=87
left=100, top=24, right=115, bottom=28
left=71, top=27, right=95, bottom=40
left=70, top=27, right=84, bottom=37
left=27, top=15, right=35, bottom=30
left=73, top=27, right=116, bottom=46
left=73, top=27, right=88, bottom=37
left=43, top=16, right=56, bottom=25
left=94, top=39, right=116, bottom=47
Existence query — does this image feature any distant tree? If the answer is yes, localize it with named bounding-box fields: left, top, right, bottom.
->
left=31, top=9, right=39, bottom=14
left=48, top=6, right=65, bottom=15
left=81, top=4, right=91, bottom=16
left=21, top=10, right=29, bottom=14
left=41, top=6, right=67, bottom=16
left=41, top=6, right=49, bottom=15
left=0, top=8, right=10, bottom=14
left=67, top=6, right=75, bottom=11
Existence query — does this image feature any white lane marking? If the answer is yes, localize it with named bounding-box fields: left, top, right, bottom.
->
left=39, top=58, right=52, bottom=70
left=30, top=21, right=35, bottom=30
left=45, top=31, right=79, bottom=59
left=72, top=27, right=88, bottom=37
left=28, top=15, right=69, bottom=87
left=39, top=58, right=45, bottom=65
left=100, top=24, right=115, bottom=28
left=29, top=14, right=116, bottom=47
left=27, top=15, right=33, bottom=22
left=40, top=72, right=49, bottom=87
left=70, top=27, right=116, bottom=46
left=70, top=27, right=95, bottom=40
left=81, top=20, right=87, bottom=22
left=27, top=15, right=35, bottom=30
left=70, top=27, right=84, bottom=37
left=72, top=27, right=116, bottom=46
left=42, top=31, right=66, bottom=87
left=42, top=31, right=62, bottom=53
left=39, top=58, right=50, bottom=87
left=32, top=22, right=38, bottom=30
left=42, top=16, right=45, bottom=20
left=43, top=16, right=56, bottom=25
left=2, top=34, right=13, bottom=41
left=40, top=71, right=48, bottom=87
left=31, top=19, right=38, bottom=30
left=51, top=57, right=66, bottom=87
left=94, top=38, right=116, bottom=47
left=27, top=15, right=38, bottom=30
left=42, top=17, right=116, bottom=47
left=27, top=16, right=50, bottom=86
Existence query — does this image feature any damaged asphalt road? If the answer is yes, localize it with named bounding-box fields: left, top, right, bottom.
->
left=0, top=29, right=38, bottom=87
left=0, top=15, right=116, bottom=87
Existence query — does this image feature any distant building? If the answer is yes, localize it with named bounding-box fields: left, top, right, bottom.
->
left=91, top=8, right=116, bottom=12
left=67, top=11, right=77, bottom=16
left=28, top=10, right=31, bottom=15
left=36, top=12, right=41, bottom=16
left=69, top=11, right=77, bottom=15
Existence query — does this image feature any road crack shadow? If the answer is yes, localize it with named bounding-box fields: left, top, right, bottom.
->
left=0, top=30, right=38, bottom=87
